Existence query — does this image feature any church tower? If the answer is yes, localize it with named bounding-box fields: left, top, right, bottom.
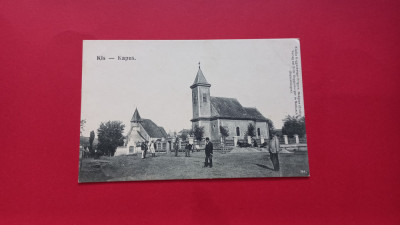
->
left=190, top=63, right=211, bottom=120
left=130, top=108, right=142, bottom=131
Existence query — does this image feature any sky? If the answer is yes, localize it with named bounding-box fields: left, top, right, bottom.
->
left=81, top=39, right=305, bottom=137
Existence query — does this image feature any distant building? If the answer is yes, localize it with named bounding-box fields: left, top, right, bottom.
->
left=190, top=64, right=270, bottom=141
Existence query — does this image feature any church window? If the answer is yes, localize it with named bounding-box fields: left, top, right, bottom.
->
left=236, top=127, right=240, bottom=136
left=203, top=93, right=207, bottom=102
left=257, top=128, right=261, bottom=137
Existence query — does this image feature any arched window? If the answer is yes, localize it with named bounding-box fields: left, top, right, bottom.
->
left=236, top=127, right=240, bottom=136
left=257, top=128, right=261, bottom=137
left=203, top=93, right=207, bottom=102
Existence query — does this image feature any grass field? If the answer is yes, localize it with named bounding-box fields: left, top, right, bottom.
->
left=78, top=149, right=309, bottom=183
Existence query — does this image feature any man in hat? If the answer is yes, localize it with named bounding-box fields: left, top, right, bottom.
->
left=204, top=137, right=213, bottom=168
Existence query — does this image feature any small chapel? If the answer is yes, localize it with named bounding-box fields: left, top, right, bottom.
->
left=190, top=64, right=270, bottom=141
left=115, top=108, right=168, bottom=155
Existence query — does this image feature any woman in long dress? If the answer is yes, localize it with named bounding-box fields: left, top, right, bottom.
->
left=149, top=140, right=156, bottom=157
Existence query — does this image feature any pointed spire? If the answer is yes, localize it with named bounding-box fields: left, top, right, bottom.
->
left=131, top=108, right=142, bottom=122
left=190, top=62, right=211, bottom=89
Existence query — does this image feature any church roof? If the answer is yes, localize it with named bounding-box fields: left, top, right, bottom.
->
left=141, top=119, right=168, bottom=138
left=190, top=66, right=211, bottom=88
left=243, top=107, right=268, bottom=121
left=131, top=108, right=142, bottom=122
left=210, top=97, right=268, bottom=121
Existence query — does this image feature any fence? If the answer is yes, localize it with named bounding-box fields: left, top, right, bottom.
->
left=153, top=139, right=237, bottom=152
left=279, top=135, right=307, bottom=145
left=136, top=135, right=308, bottom=152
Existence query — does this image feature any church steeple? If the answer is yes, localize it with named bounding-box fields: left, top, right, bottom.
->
left=131, top=108, right=142, bottom=123
left=190, top=63, right=212, bottom=120
left=190, top=62, right=211, bottom=89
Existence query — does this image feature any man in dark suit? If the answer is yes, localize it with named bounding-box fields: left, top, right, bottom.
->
left=204, top=137, right=213, bottom=168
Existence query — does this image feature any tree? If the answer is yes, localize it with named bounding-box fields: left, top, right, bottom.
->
left=193, top=125, right=204, bottom=142
left=246, top=123, right=256, bottom=138
left=97, top=121, right=125, bottom=156
left=179, top=129, right=190, bottom=140
left=180, top=132, right=188, bottom=141
left=219, top=126, right=229, bottom=141
left=188, top=129, right=194, bottom=136
left=281, top=115, right=306, bottom=138
left=219, top=126, right=229, bottom=152
left=265, top=118, right=276, bottom=139
left=80, top=119, right=86, bottom=136
left=89, top=130, right=95, bottom=154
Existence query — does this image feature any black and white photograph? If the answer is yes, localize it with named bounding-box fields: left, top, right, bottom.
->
left=79, top=39, right=309, bottom=183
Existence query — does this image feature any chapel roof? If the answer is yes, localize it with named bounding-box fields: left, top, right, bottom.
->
left=131, top=108, right=142, bottom=122
left=210, top=97, right=268, bottom=121
left=141, top=119, right=168, bottom=138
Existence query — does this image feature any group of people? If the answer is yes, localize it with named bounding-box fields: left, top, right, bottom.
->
left=201, top=135, right=280, bottom=171
left=174, top=141, right=194, bottom=157
left=140, top=140, right=156, bottom=159
left=138, top=135, right=280, bottom=172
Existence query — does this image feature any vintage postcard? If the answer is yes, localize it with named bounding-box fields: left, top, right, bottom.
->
left=79, top=39, right=309, bottom=183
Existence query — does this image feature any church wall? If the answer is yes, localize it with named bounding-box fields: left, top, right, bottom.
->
left=192, top=86, right=211, bottom=119
left=209, top=119, right=220, bottom=141
left=192, top=118, right=269, bottom=141
left=198, top=87, right=211, bottom=117
left=192, top=88, right=199, bottom=119
left=126, top=123, right=150, bottom=149
left=201, top=120, right=212, bottom=140
left=219, top=119, right=252, bottom=139
left=255, top=122, right=269, bottom=139
left=192, top=120, right=212, bottom=141
left=126, top=127, right=136, bottom=146
left=218, top=119, right=268, bottom=140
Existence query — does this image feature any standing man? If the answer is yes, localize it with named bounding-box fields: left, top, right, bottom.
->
left=204, top=137, right=213, bottom=168
left=174, top=137, right=179, bottom=157
left=268, top=135, right=280, bottom=171
left=185, top=143, right=192, bottom=157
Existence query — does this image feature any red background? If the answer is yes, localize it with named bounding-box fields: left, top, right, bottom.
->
left=1, top=0, right=399, bottom=224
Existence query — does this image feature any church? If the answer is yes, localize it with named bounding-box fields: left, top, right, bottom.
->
left=126, top=108, right=167, bottom=143
left=115, top=108, right=168, bottom=155
left=190, top=64, right=270, bottom=142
